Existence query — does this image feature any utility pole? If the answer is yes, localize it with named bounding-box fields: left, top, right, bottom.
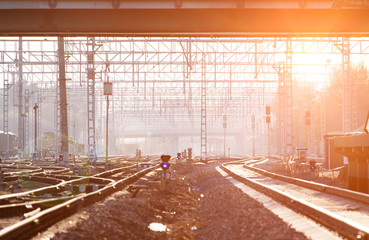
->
left=58, top=36, right=69, bottom=166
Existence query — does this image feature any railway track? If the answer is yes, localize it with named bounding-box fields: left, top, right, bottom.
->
left=221, top=157, right=369, bottom=240
left=0, top=158, right=159, bottom=240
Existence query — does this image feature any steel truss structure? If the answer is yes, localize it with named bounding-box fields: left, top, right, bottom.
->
left=2, top=78, right=10, bottom=158
left=200, top=54, right=207, bottom=161
left=86, top=37, right=97, bottom=162
left=1, top=37, right=369, bottom=156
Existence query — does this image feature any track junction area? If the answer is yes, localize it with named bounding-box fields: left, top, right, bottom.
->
left=0, top=154, right=367, bottom=240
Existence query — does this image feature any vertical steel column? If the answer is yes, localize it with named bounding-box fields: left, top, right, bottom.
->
left=37, top=93, right=42, bottom=156
left=54, top=68, right=60, bottom=156
left=285, top=38, right=294, bottom=155
left=350, top=42, right=357, bottom=131
left=24, top=89, right=30, bottom=154
left=320, top=94, right=326, bottom=155
left=280, top=70, right=285, bottom=156
left=3, top=78, right=9, bottom=158
left=87, top=37, right=96, bottom=162
left=33, top=103, right=38, bottom=156
left=105, top=96, right=109, bottom=164
left=310, top=108, right=315, bottom=154
left=274, top=62, right=285, bottom=155
left=34, top=104, right=38, bottom=154
left=351, top=85, right=358, bottom=131
left=58, top=36, right=69, bottom=165
left=342, top=37, right=351, bottom=133
left=200, top=55, right=207, bottom=162
left=18, top=37, right=24, bottom=157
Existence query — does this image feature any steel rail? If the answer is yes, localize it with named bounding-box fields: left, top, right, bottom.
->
left=244, top=164, right=369, bottom=205
left=0, top=176, right=113, bottom=201
left=92, top=164, right=138, bottom=178
left=0, top=165, right=140, bottom=217
left=0, top=164, right=158, bottom=240
left=221, top=160, right=369, bottom=240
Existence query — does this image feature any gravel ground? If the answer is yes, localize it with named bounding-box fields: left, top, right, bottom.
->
left=34, top=161, right=308, bottom=240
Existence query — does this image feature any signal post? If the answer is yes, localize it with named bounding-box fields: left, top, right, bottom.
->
left=159, top=154, right=172, bottom=191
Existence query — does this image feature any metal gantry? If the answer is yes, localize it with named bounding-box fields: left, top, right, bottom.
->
left=0, top=37, right=368, bottom=157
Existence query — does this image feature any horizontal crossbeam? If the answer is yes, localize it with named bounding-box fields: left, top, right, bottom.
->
left=0, top=9, right=369, bottom=36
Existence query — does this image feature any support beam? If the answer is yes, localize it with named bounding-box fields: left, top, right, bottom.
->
left=1, top=9, right=369, bottom=36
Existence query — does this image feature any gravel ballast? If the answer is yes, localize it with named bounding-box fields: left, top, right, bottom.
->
left=34, top=161, right=308, bottom=240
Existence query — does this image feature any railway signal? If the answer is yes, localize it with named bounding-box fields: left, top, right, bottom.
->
left=177, top=152, right=181, bottom=159
left=59, top=154, right=63, bottom=162
left=309, top=160, right=317, bottom=171
left=160, top=154, right=171, bottom=171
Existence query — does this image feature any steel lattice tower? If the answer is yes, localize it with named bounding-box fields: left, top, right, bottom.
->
left=87, top=37, right=96, bottom=162
left=3, top=78, right=9, bottom=158
left=285, top=38, right=294, bottom=154
left=341, top=37, right=351, bottom=133
left=201, top=55, right=207, bottom=162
